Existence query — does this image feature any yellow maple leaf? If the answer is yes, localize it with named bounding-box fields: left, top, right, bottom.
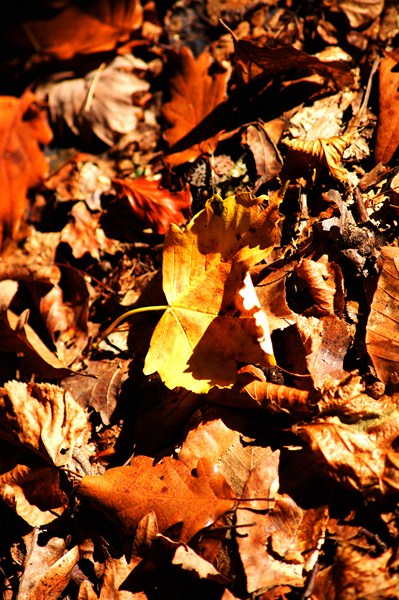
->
left=143, top=191, right=282, bottom=393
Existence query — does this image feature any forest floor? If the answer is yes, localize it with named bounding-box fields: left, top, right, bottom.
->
left=1, top=1, right=399, bottom=599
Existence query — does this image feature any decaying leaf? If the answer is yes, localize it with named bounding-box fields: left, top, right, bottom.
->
left=241, top=122, right=283, bottom=189
left=143, top=191, right=281, bottom=393
left=0, top=465, right=67, bottom=527
left=162, top=47, right=230, bottom=166
left=375, top=50, right=399, bottom=165
left=282, top=133, right=352, bottom=181
left=326, top=0, right=385, bottom=29
left=78, top=455, right=235, bottom=542
left=236, top=450, right=327, bottom=593
left=0, top=91, right=52, bottom=247
left=295, top=256, right=345, bottom=317
left=0, top=380, right=89, bottom=466
left=41, top=54, right=150, bottom=145
left=112, top=177, right=191, bottom=234
left=294, top=414, right=399, bottom=494
left=366, top=246, right=399, bottom=384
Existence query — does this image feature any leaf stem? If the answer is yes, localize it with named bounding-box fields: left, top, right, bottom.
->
left=96, top=305, right=169, bottom=347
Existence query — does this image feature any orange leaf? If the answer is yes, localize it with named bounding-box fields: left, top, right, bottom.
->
left=162, top=47, right=230, bottom=167
left=375, top=50, right=399, bottom=165
left=0, top=91, right=52, bottom=247
left=366, top=246, right=399, bottom=384
left=78, top=455, right=235, bottom=542
left=112, top=177, right=191, bottom=234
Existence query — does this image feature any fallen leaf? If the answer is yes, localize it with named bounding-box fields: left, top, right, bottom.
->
left=112, top=177, right=191, bottom=234
left=375, top=50, right=399, bottom=164
left=78, top=456, right=235, bottom=542
left=162, top=47, right=230, bottom=166
left=168, top=536, right=230, bottom=585
left=295, top=256, right=345, bottom=317
left=60, top=202, right=113, bottom=260
left=328, top=0, right=385, bottom=29
left=0, top=380, right=89, bottom=466
left=256, top=264, right=297, bottom=332
left=0, top=465, right=67, bottom=527
left=366, top=246, right=399, bottom=384
left=232, top=37, right=353, bottom=88
left=0, top=91, right=52, bottom=247
left=241, top=122, right=283, bottom=189
left=143, top=191, right=281, bottom=392
left=282, top=133, right=352, bottom=181
left=41, top=54, right=150, bottom=145
left=21, top=544, right=80, bottom=600
left=178, top=417, right=239, bottom=471
left=7, top=1, right=142, bottom=60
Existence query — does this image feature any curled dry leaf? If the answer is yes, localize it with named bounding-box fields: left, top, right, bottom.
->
left=0, top=465, right=67, bottom=527
left=294, top=415, right=399, bottom=494
left=0, top=381, right=89, bottom=466
left=256, top=264, right=297, bottom=332
left=366, top=246, right=399, bottom=384
left=0, top=91, right=52, bottom=247
left=42, top=54, right=150, bottom=145
left=166, top=535, right=230, bottom=585
left=162, top=46, right=230, bottom=166
left=375, top=50, right=399, bottom=165
left=241, top=122, right=283, bottom=189
left=282, top=133, right=352, bottom=181
left=78, top=455, right=235, bottom=543
left=328, top=0, right=385, bottom=29
left=295, top=255, right=345, bottom=317
left=112, top=177, right=191, bottom=234
left=143, top=191, right=282, bottom=393
left=317, top=372, right=387, bottom=419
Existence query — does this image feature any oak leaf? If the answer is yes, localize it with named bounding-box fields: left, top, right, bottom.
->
left=112, top=177, right=191, bottom=234
left=162, top=47, right=230, bottom=166
left=0, top=91, right=52, bottom=247
left=143, top=191, right=281, bottom=393
left=78, top=456, right=235, bottom=543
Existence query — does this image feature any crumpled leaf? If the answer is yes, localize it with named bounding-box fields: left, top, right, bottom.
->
left=326, top=0, right=385, bottom=29
left=143, top=191, right=281, bottom=393
left=366, top=246, right=399, bottom=384
left=112, top=177, right=191, bottom=234
left=236, top=450, right=327, bottom=593
left=0, top=380, right=89, bottom=466
left=241, top=122, right=283, bottom=189
left=282, top=133, right=352, bottom=181
left=78, top=455, right=235, bottom=543
left=162, top=46, right=230, bottom=166
left=0, top=465, right=67, bottom=527
left=40, top=54, right=150, bottom=145
left=0, top=91, right=52, bottom=247
left=295, top=255, right=345, bottom=317
left=375, top=50, right=399, bottom=165
left=294, top=415, right=399, bottom=493
left=256, top=264, right=297, bottom=332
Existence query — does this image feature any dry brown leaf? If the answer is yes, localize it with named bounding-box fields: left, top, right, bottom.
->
left=366, top=246, right=399, bottom=384
left=233, top=37, right=353, bottom=88
left=41, top=54, right=150, bottom=145
left=294, top=415, right=399, bottom=493
left=0, top=380, right=89, bottom=466
left=78, top=456, right=235, bottom=543
left=0, top=91, right=52, bottom=247
left=375, top=50, right=399, bottom=164
left=8, top=1, right=142, bottom=60
left=326, top=0, right=385, bottom=28
left=163, top=535, right=229, bottom=585
left=0, top=465, right=67, bottom=527
left=162, top=47, right=230, bottom=166
left=0, top=309, right=72, bottom=380
left=112, top=177, right=191, bottom=234
left=60, top=202, right=112, bottom=260
left=282, top=133, right=352, bottom=181
left=256, top=264, right=297, bottom=332
left=236, top=450, right=327, bottom=593
left=143, top=191, right=281, bottom=393
left=295, top=256, right=345, bottom=317
left=241, top=122, right=283, bottom=189
left=21, top=544, right=80, bottom=600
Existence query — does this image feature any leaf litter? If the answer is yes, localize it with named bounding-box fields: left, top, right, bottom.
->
left=2, top=1, right=399, bottom=599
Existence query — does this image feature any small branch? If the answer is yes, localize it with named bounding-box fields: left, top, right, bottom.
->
left=95, top=305, right=169, bottom=347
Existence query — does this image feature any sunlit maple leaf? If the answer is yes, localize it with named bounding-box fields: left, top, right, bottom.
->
left=112, top=176, right=191, bottom=234
left=143, top=191, right=282, bottom=393
left=282, top=133, right=352, bottom=181
left=78, top=455, right=235, bottom=543
left=0, top=91, right=52, bottom=247
left=162, top=46, right=230, bottom=167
